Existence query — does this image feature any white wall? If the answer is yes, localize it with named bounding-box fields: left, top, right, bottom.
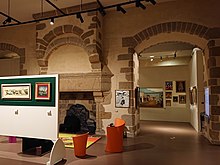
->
left=140, top=65, right=191, bottom=122
left=189, top=48, right=204, bottom=132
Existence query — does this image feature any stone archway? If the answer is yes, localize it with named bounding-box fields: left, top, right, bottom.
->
left=120, top=21, right=220, bottom=143
left=36, top=24, right=103, bottom=74
left=0, top=43, right=26, bottom=75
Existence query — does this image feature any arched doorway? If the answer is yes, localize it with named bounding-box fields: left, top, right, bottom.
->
left=138, top=41, right=204, bottom=132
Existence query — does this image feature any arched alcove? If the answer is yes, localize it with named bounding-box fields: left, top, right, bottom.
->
left=47, top=45, right=92, bottom=74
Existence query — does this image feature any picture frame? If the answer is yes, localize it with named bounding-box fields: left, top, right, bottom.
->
left=166, top=100, right=171, bottom=106
left=165, top=92, right=172, bottom=99
left=173, top=96, right=178, bottom=102
left=176, top=81, right=186, bottom=93
left=179, top=95, right=186, bottom=104
left=139, top=87, right=163, bottom=108
left=115, top=90, right=130, bottom=108
left=135, top=87, right=140, bottom=109
left=1, top=83, right=31, bottom=100
left=192, top=86, right=197, bottom=105
left=165, top=81, right=173, bottom=90
left=35, top=82, right=51, bottom=100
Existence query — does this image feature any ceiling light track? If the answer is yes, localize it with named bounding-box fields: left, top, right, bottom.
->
left=45, top=0, right=66, bottom=15
left=0, top=0, right=156, bottom=28
left=0, top=11, right=21, bottom=24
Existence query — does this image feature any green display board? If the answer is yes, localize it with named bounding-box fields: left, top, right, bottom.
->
left=0, top=77, right=56, bottom=107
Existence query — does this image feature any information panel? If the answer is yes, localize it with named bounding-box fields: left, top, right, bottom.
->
left=0, top=74, right=59, bottom=141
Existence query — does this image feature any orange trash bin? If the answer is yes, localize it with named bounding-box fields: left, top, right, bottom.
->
left=72, top=132, right=89, bottom=157
left=105, top=118, right=125, bottom=153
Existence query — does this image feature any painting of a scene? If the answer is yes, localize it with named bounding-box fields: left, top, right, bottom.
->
left=139, top=87, right=163, bottom=108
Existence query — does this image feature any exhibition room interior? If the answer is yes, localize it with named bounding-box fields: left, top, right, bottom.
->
left=0, top=0, right=220, bottom=164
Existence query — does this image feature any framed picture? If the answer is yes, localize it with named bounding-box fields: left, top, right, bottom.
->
left=192, top=86, right=197, bottom=105
left=176, top=81, right=186, bottom=93
left=173, top=96, right=178, bottom=102
left=166, top=100, right=171, bottom=106
left=115, top=90, right=130, bottom=108
left=165, top=81, right=173, bottom=90
left=165, top=92, right=172, bottom=99
left=35, top=82, right=51, bottom=100
left=135, top=87, right=140, bottom=109
left=179, top=95, right=186, bottom=104
left=139, top=87, right=163, bottom=108
left=1, top=83, right=31, bottom=100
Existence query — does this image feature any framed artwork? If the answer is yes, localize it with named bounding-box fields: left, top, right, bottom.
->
left=165, top=92, right=172, bottom=99
left=179, top=95, right=186, bottom=104
left=192, top=86, right=197, bottom=105
left=176, top=81, right=186, bottom=93
left=1, top=83, right=31, bottom=100
left=139, top=87, right=163, bottom=108
left=189, top=88, right=193, bottom=105
left=166, top=100, right=171, bottom=106
left=173, top=96, right=178, bottom=102
left=115, top=90, right=130, bottom=108
left=165, top=81, right=173, bottom=90
left=35, top=82, right=51, bottom=100
left=135, top=87, right=140, bottom=109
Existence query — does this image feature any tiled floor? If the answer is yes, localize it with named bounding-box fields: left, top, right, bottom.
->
left=1, top=121, right=220, bottom=165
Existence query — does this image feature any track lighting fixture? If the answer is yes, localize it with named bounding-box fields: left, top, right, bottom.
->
left=50, top=18, right=54, bottom=25
left=3, top=17, right=11, bottom=25
left=146, top=0, right=157, bottom=5
left=174, top=51, right=177, bottom=59
left=0, top=0, right=157, bottom=28
left=76, top=13, right=84, bottom=23
left=160, top=56, right=162, bottom=61
left=117, top=5, right=126, bottom=14
left=97, top=0, right=106, bottom=16
left=136, top=0, right=146, bottom=10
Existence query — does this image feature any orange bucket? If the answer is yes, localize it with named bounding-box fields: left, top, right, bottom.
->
left=72, top=132, right=89, bottom=157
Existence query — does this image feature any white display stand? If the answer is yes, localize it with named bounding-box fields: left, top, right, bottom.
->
left=47, top=139, right=66, bottom=165
left=0, top=74, right=65, bottom=165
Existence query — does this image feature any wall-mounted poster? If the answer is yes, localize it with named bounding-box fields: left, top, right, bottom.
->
left=35, top=82, right=51, bottom=100
left=179, top=95, right=186, bottom=104
left=115, top=90, right=130, bottom=108
left=165, top=81, right=173, bottom=90
left=1, top=83, right=31, bottom=100
left=176, top=81, right=186, bottom=93
left=173, top=96, right=178, bottom=102
left=165, top=92, right=172, bottom=99
left=139, top=87, right=163, bottom=108
left=166, top=100, right=171, bottom=106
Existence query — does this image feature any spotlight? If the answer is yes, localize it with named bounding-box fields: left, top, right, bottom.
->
left=174, top=51, right=177, bottom=59
left=97, top=0, right=106, bottom=16
left=76, top=13, right=84, bottom=23
left=50, top=18, right=54, bottom=25
left=160, top=56, right=163, bottom=61
left=3, top=17, right=11, bottom=25
left=117, top=5, right=126, bottom=14
left=136, top=0, right=146, bottom=10
left=98, top=8, right=106, bottom=16
left=150, top=58, right=154, bottom=61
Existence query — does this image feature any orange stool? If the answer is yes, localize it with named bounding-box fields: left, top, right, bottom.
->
left=72, top=132, right=89, bottom=157
left=105, top=118, right=125, bottom=153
